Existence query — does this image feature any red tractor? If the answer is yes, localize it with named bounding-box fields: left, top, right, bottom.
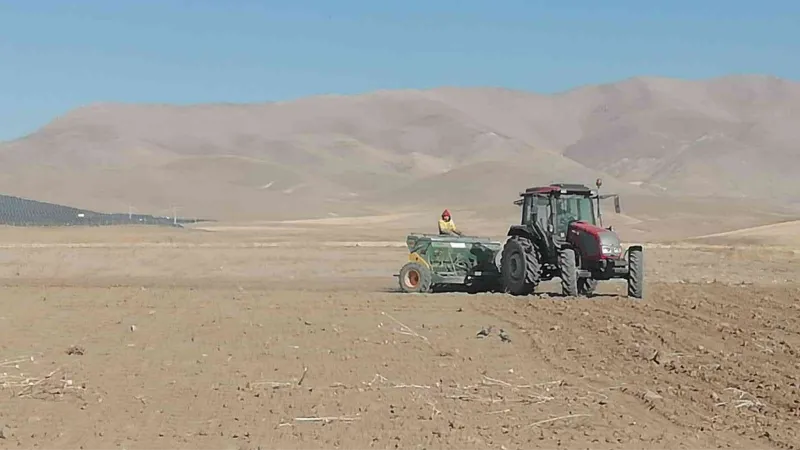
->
left=500, top=179, right=643, bottom=298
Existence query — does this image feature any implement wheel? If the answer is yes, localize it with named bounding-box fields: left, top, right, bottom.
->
left=399, top=262, right=433, bottom=293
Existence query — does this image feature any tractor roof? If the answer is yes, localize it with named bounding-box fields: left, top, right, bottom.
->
left=521, top=183, right=594, bottom=196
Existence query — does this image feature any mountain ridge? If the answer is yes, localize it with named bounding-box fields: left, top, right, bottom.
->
left=1, top=74, right=798, bottom=220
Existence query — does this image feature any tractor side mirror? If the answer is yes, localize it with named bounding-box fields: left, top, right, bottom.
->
left=614, top=196, right=621, bottom=214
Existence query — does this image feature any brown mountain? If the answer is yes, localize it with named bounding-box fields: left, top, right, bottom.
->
left=0, top=74, right=798, bottom=222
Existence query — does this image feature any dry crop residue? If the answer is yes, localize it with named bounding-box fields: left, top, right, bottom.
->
left=473, top=282, right=800, bottom=449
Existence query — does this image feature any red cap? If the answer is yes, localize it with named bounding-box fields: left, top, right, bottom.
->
left=442, top=209, right=450, bottom=217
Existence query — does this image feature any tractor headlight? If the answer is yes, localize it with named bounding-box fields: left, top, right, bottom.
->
left=599, top=231, right=623, bottom=257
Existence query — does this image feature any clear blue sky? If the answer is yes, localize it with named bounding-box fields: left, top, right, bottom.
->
left=1, top=0, right=798, bottom=141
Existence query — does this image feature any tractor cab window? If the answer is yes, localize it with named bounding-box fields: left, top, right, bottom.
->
left=524, top=195, right=550, bottom=229
left=554, top=195, right=596, bottom=235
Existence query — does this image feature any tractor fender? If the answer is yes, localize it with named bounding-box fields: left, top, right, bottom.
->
left=623, top=244, right=643, bottom=260
left=506, top=225, right=535, bottom=241
left=506, top=225, right=551, bottom=260
left=555, top=241, right=577, bottom=251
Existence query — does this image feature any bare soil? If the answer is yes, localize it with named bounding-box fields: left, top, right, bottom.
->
left=0, top=224, right=799, bottom=449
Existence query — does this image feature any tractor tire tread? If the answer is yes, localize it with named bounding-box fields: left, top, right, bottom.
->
left=627, top=248, right=644, bottom=299
left=559, top=248, right=579, bottom=297
left=398, top=262, right=433, bottom=293
left=501, top=236, right=541, bottom=296
left=578, top=278, right=599, bottom=296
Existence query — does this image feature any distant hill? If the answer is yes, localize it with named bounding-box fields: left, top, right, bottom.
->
left=0, top=194, right=204, bottom=227
left=0, top=74, right=798, bottom=222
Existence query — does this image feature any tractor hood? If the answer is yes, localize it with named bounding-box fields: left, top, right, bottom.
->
left=570, top=221, right=624, bottom=259
left=571, top=221, right=608, bottom=237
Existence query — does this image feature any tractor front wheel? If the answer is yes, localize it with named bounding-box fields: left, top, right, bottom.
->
left=578, top=278, right=598, bottom=296
left=627, top=247, right=644, bottom=299
left=559, top=248, right=579, bottom=297
left=501, top=236, right=541, bottom=296
left=398, top=262, right=433, bottom=293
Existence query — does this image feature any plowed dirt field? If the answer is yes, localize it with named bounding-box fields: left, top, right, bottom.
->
left=0, top=225, right=798, bottom=449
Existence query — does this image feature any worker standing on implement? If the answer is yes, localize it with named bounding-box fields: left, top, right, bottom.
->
left=438, top=209, right=463, bottom=236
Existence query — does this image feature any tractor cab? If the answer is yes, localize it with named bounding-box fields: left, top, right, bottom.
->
left=516, top=184, right=596, bottom=239
left=514, top=181, right=621, bottom=245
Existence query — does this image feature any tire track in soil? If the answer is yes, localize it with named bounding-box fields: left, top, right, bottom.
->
left=471, top=297, right=730, bottom=448
left=469, top=282, right=800, bottom=449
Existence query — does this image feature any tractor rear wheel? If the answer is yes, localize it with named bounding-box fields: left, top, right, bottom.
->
left=627, top=247, right=644, bottom=299
left=501, top=236, right=541, bottom=296
left=398, top=262, right=433, bottom=293
left=578, top=278, right=599, bottom=296
left=559, top=248, right=579, bottom=297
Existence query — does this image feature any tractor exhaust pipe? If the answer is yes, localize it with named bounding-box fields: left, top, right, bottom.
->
left=595, top=178, right=604, bottom=228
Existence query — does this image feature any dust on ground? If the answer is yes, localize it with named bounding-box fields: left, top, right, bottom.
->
left=0, top=224, right=798, bottom=449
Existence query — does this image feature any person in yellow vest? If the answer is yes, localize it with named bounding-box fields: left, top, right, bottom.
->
left=438, top=209, right=463, bottom=236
